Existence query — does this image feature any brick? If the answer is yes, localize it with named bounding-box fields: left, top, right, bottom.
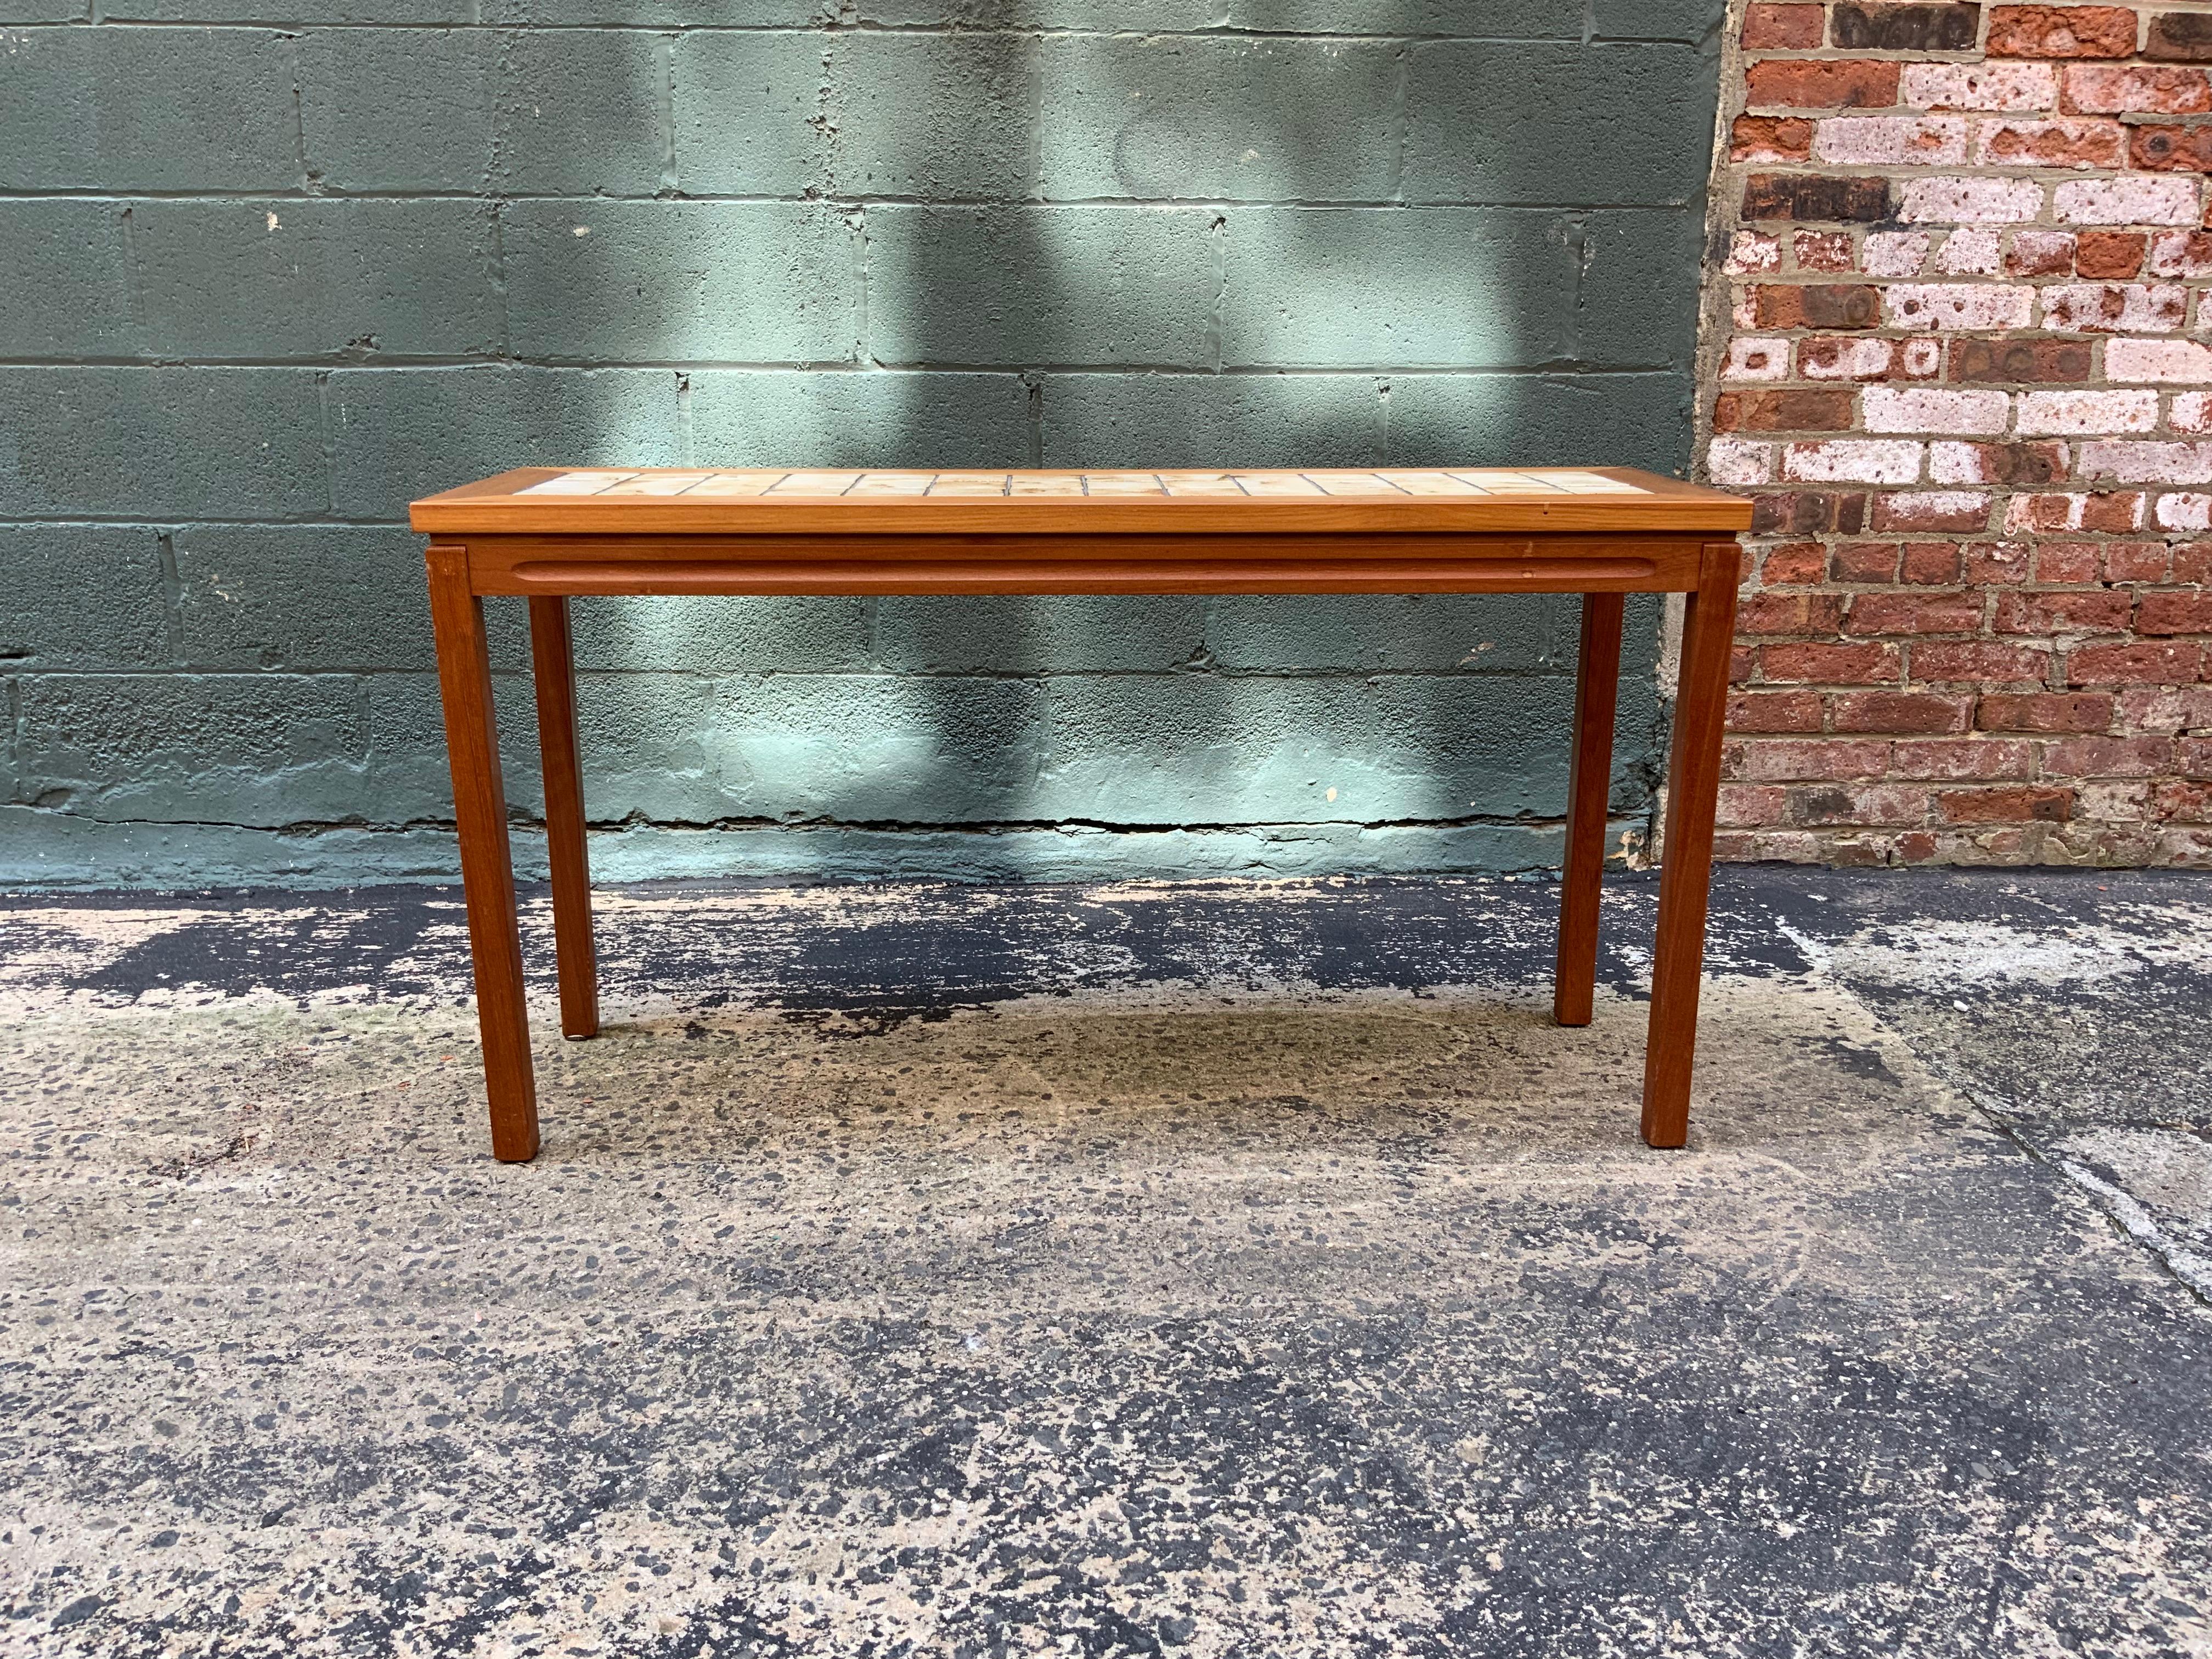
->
left=2052, top=176, right=2202, bottom=224
left=0, top=527, right=169, bottom=670
left=1733, top=115, right=1815, bottom=163
left=1800, top=337, right=1899, bottom=379
left=1752, top=284, right=1885, bottom=328
left=1832, top=3, right=1983, bottom=50
left=2123, top=682, right=2212, bottom=727
left=1739, top=591, right=1849, bottom=635
left=1751, top=491, right=1871, bottom=534
left=2004, top=489, right=2146, bottom=529
left=1946, top=337, right=2092, bottom=381
left=2108, top=337, right=2212, bottom=381
left=1040, top=36, right=1398, bottom=203
left=1866, top=231, right=1934, bottom=275
left=2016, top=388, right=2159, bottom=435
left=1994, top=589, right=2133, bottom=633
left=1785, top=440, right=1926, bottom=483
left=1814, top=115, right=1967, bottom=166
left=2102, top=542, right=2171, bottom=580
left=1727, top=737, right=1894, bottom=781
left=1786, top=781, right=1937, bottom=827
left=1724, top=338, right=1792, bottom=381
left=872, top=206, right=1211, bottom=368
left=1931, top=439, right=2070, bottom=482
left=1886, top=283, right=2035, bottom=329
left=1403, top=43, right=1714, bottom=205
left=1746, top=59, right=1903, bottom=110
left=1908, top=644, right=2050, bottom=681
left=1731, top=689, right=1829, bottom=730
left=0, top=27, right=295, bottom=189
left=2033, top=539, right=2101, bottom=580
left=1934, top=785, right=2075, bottom=822
left=1978, top=117, right=2125, bottom=167
left=1762, top=543, right=1830, bottom=584
left=2131, top=125, right=2212, bottom=174
left=2073, top=229, right=2147, bottom=276
left=2156, top=492, right=2212, bottom=530
left=1963, top=540, right=2034, bottom=583
left=2150, top=779, right=2212, bottom=818
left=1872, top=490, right=1995, bottom=529
left=134, top=200, right=500, bottom=360
left=1846, top=591, right=1985, bottom=633
left=505, top=201, right=856, bottom=365
left=1709, top=437, right=1776, bottom=485
left=1832, top=691, right=1974, bottom=731
left=1901, top=540, right=1967, bottom=583
left=2138, top=592, right=2212, bottom=634
left=2005, top=229, right=2078, bottom=274
left=1718, top=784, right=1791, bottom=827
left=2042, top=736, right=2180, bottom=777
left=1986, top=6, right=2137, bottom=58
left=1745, top=3, right=1825, bottom=47
left=2147, top=12, right=2212, bottom=61
left=2147, top=229, right=2212, bottom=274
left=1904, top=61, right=2058, bottom=110
left=1830, top=540, right=1904, bottom=582
left=0, top=202, right=132, bottom=357
left=1760, top=642, right=1902, bottom=682
left=1892, top=737, right=2039, bottom=778
left=1726, top=231, right=1784, bottom=275
left=2062, top=63, right=2212, bottom=112
left=1934, top=226, right=2004, bottom=274
left=2179, top=543, right=2212, bottom=582
left=2076, top=440, right=2212, bottom=483
left=2038, top=283, right=2188, bottom=332
left=1898, top=176, right=2046, bottom=222
left=0, top=367, right=325, bottom=520
left=1864, top=386, right=2011, bottom=434
left=1978, top=690, right=2114, bottom=729
left=1714, top=390, right=1858, bottom=432
left=1741, top=174, right=1895, bottom=222
left=1795, top=231, right=1858, bottom=272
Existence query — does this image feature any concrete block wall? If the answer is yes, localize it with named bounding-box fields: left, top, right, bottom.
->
left=1, top=2, right=1724, bottom=887
left=1703, top=0, right=2212, bottom=866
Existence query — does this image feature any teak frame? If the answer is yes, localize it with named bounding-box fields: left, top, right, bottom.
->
left=413, top=467, right=1752, bottom=1161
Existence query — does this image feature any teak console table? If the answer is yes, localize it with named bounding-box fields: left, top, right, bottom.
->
left=412, top=466, right=1752, bottom=1162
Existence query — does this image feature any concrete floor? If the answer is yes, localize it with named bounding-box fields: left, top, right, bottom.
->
left=2, top=867, right=2209, bottom=1658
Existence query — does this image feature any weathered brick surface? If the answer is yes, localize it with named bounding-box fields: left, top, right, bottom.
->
left=2, top=4, right=1725, bottom=882
left=1704, top=0, right=2212, bottom=865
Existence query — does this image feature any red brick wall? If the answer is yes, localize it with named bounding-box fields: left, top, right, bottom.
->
left=1703, top=0, right=2212, bottom=866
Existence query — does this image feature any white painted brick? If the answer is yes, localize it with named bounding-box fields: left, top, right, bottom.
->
left=1880, top=490, right=1991, bottom=528
left=1863, top=231, right=1931, bottom=277
left=2105, top=337, right=2212, bottom=382
left=2040, top=283, right=2189, bottom=334
left=2147, top=230, right=2212, bottom=278
left=1898, top=176, right=2045, bottom=223
left=2053, top=176, right=2201, bottom=227
left=1934, top=227, right=2002, bottom=275
left=1724, top=231, right=1780, bottom=276
left=1931, top=441, right=2071, bottom=484
left=2171, top=392, right=2212, bottom=434
left=1782, top=439, right=1925, bottom=484
left=2016, top=389, right=2159, bottom=435
left=2075, top=440, right=2212, bottom=484
left=1900, top=62, right=2057, bottom=112
left=1864, top=385, right=2011, bottom=435
left=1722, top=337, right=1791, bottom=381
left=1707, top=437, right=1774, bottom=486
left=2155, top=492, right=2212, bottom=529
left=1885, top=284, right=2035, bottom=330
left=1797, top=337, right=1895, bottom=380
left=1900, top=338, right=1943, bottom=379
left=1813, top=115, right=1967, bottom=167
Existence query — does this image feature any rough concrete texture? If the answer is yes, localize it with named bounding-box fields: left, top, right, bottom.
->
left=2, top=865, right=2209, bottom=1655
left=0, top=0, right=1725, bottom=887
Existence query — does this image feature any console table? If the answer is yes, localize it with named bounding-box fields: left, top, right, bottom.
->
left=411, top=467, right=1752, bottom=1161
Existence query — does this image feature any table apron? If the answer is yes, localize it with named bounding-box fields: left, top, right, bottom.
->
left=459, top=533, right=1711, bottom=596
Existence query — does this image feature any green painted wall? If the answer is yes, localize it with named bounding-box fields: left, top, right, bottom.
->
left=0, top=1, right=1725, bottom=888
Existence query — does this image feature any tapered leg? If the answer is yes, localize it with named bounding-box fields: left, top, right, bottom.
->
left=1641, top=543, right=1743, bottom=1148
left=1554, top=592, right=1624, bottom=1027
left=530, top=596, right=599, bottom=1040
left=427, top=545, right=540, bottom=1163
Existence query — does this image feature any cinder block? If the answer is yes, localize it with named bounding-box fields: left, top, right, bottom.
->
left=1038, top=36, right=1400, bottom=202
left=857, top=0, right=1211, bottom=26
left=0, top=202, right=133, bottom=357
left=1384, top=371, right=1695, bottom=477
left=299, top=29, right=662, bottom=194
left=363, top=670, right=543, bottom=821
left=172, top=525, right=536, bottom=673
left=1206, top=595, right=1567, bottom=675
left=1039, top=373, right=1384, bottom=467
left=1579, top=208, right=1706, bottom=368
left=669, top=31, right=832, bottom=196
left=136, top=200, right=501, bottom=359
left=1404, top=44, right=1714, bottom=206
left=493, top=0, right=814, bottom=21
left=504, top=201, right=858, bottom=365
left=15, top=673, right=373, bottom=827
left=0, top=527, right=170, bottom=669
left=0, top=368, right=328, bottom=520
left=685, top=370, right=1030, bottom=467
left=1221, top=0, right=1570, bottom=34
left=0, top=0, right=87, bottom=20
left=873, top=596, right=1209, bottom=674
left=865, top=206, right=1215, bottom=367
left=1594, top=0, right=1724, bottom=41
left=1034, top=674, right=1584, bottom=825
left=326, top=365, right=681, bottom=518
left=1221, top=208, right=1579, bottom=368
left=0, top=27, right=296, bottom=189
left=830, top=33, right=1035, bottom=200
left=571, top=596, right=873, bottom=675
left=112, top=0, right=466, bottom=19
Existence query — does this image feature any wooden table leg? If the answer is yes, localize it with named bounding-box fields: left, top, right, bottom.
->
left=1554, top=591, right=1624, bottom=1027
left=427, top=545, right=540, bottom=1163
left=1640, top=542, right=1742, bottom=1148
left=530, top=596, right=600, bottom=1040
